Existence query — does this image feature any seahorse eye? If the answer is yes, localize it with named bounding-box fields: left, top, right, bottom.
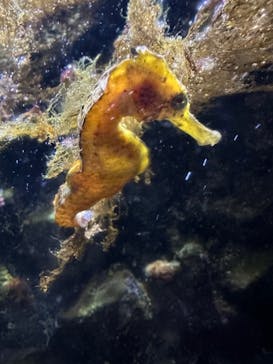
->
left=170, top=93, right=188, bottom=111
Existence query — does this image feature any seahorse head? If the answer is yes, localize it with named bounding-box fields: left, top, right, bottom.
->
left=108, top=48, right=221, bottom=146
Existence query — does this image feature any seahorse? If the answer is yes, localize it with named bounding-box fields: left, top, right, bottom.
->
left=54, top=49, right=221, bottom=227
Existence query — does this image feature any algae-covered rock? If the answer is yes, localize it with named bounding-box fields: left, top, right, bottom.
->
left=0, top=0, right=128, bottom=118
left=176, top=241, right=205, bottom=260
left=185, top=0, right=273, bottom=108
left=0, top=265, right=13, bottom=302
left=219, top=246, right=273, bottom=292
left=62, top=267, right=152, bottom=321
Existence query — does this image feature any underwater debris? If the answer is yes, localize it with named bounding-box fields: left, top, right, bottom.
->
left=54, top=49, right=221, bottom=227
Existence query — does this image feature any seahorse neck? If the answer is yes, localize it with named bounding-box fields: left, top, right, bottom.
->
left=79, top=88, right=130, bottom=172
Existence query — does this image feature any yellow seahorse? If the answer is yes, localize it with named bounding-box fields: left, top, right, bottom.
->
left=54, top=49, right=221, bottom=227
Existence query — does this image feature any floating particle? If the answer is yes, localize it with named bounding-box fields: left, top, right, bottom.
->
left=185, top=171, right=192, bottom=181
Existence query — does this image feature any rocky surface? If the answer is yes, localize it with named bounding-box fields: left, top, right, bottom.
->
left=185, top=0, right=273, bottom=109
left=0, top=0, right=128, bottom=118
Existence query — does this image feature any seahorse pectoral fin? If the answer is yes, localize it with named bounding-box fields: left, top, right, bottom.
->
left=169, top=111, right=222, bottom=146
